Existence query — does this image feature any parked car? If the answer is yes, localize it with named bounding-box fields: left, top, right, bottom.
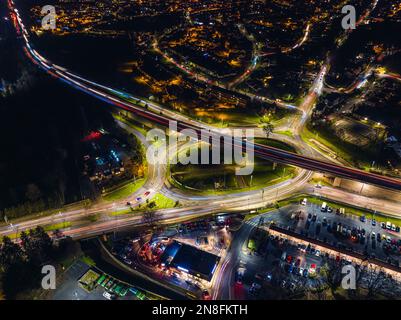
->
left=281, top=251, right=287, bottom=261
left=202, top=290, right=211, bottom=300
left=249, top=283, right=261, bottom=295
left=103, top=291, right=116, bottom=300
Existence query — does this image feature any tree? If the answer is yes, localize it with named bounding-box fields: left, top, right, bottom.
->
left=356, top=264, right=387, bottom=298
left=319, top=257, right=343, bottom=294
left=0, top=236, right=25, bottom=271
left=260, top=116, right=274, bottom=138
left=143, top=209, right=157, bottom=227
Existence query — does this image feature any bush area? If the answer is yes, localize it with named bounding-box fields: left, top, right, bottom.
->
left=0, top=227, right=81, bottom=299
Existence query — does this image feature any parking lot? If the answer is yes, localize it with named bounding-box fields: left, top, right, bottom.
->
left=234, top=232, right=326, bottom=300
left=51, top=260, right=145, bottom=300
left=230, top=201, right=401, bottom=300
left=286, top=200, right=401, bottom=266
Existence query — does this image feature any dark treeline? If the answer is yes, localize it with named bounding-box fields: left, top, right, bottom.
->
left=0, top=73, right=115, bottom=220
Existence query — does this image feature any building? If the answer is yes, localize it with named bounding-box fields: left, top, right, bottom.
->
left=161, top=241, right=220, bottom=281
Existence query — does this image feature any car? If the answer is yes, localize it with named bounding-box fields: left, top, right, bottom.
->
left=372, top=219, right=376, bottom=227
left=315, top=250, right=321, bottom=257
left=299, top=244, right=307, bottom=252
left=249, top=283, right=261, bottom=295
left=286, top=255, right=293, bottom=264
left=321, top=202, right=327, bottom=212
left=255, top=273, right=264, bottom=281
left=281, top=251, right=287, bottom=261
left=299, top=267, right=304, bottom=276
left=105, top=279, right=114, bottom=290
left=103, top=291, right=116, bottom=300
left=396, top=226, right=401, bottom=233
left=289, top=282, right=297, bottom=292
left=202, top=290, right=211, bottom=300
left=386, top=222, right=392, bottom=230
left=360, top=216, right=366, bottom=223
left=288, top=264, right=294, bottom=273
left=387, top=237, right=392, bottom=244
left=312, top=214, right=317, bottom=222
left=322, top=217, right=327, bottom=226
left=392, top=224, right=397, bottom=232
left=136, top=197, right=142, bottom=201
left=371, top=232, right=376, bottom=239
left=377, top=233, right=381, bottom=242
left=295, top=258, right=301, bottom=267
left=327, top=207, right=333, bottom=213
left=316, top=223, right=321, bottom=235
left=381, top=222, right=386, bottom=229
left=144, top=191, right=151, bottom=196
left=307, top=213, right=312, bottom=221
left=302, top=268, right=309, bottom=277
left=126, top=201, right=131, bottom=206
left=236, top=266, right=245, bottom=284
left=301, top=198, right=307, bottom=206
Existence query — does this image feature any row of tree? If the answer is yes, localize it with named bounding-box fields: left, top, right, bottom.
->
left=0, top=227, right=54, bottom=299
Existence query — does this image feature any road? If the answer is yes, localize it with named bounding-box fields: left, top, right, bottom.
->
left=3, top=0, right=401, bottom=235
left=8, top=0, right=401, bottom=191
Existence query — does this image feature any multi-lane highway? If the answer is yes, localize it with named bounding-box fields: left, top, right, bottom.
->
left=7, top=0, right=401, bottom=192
